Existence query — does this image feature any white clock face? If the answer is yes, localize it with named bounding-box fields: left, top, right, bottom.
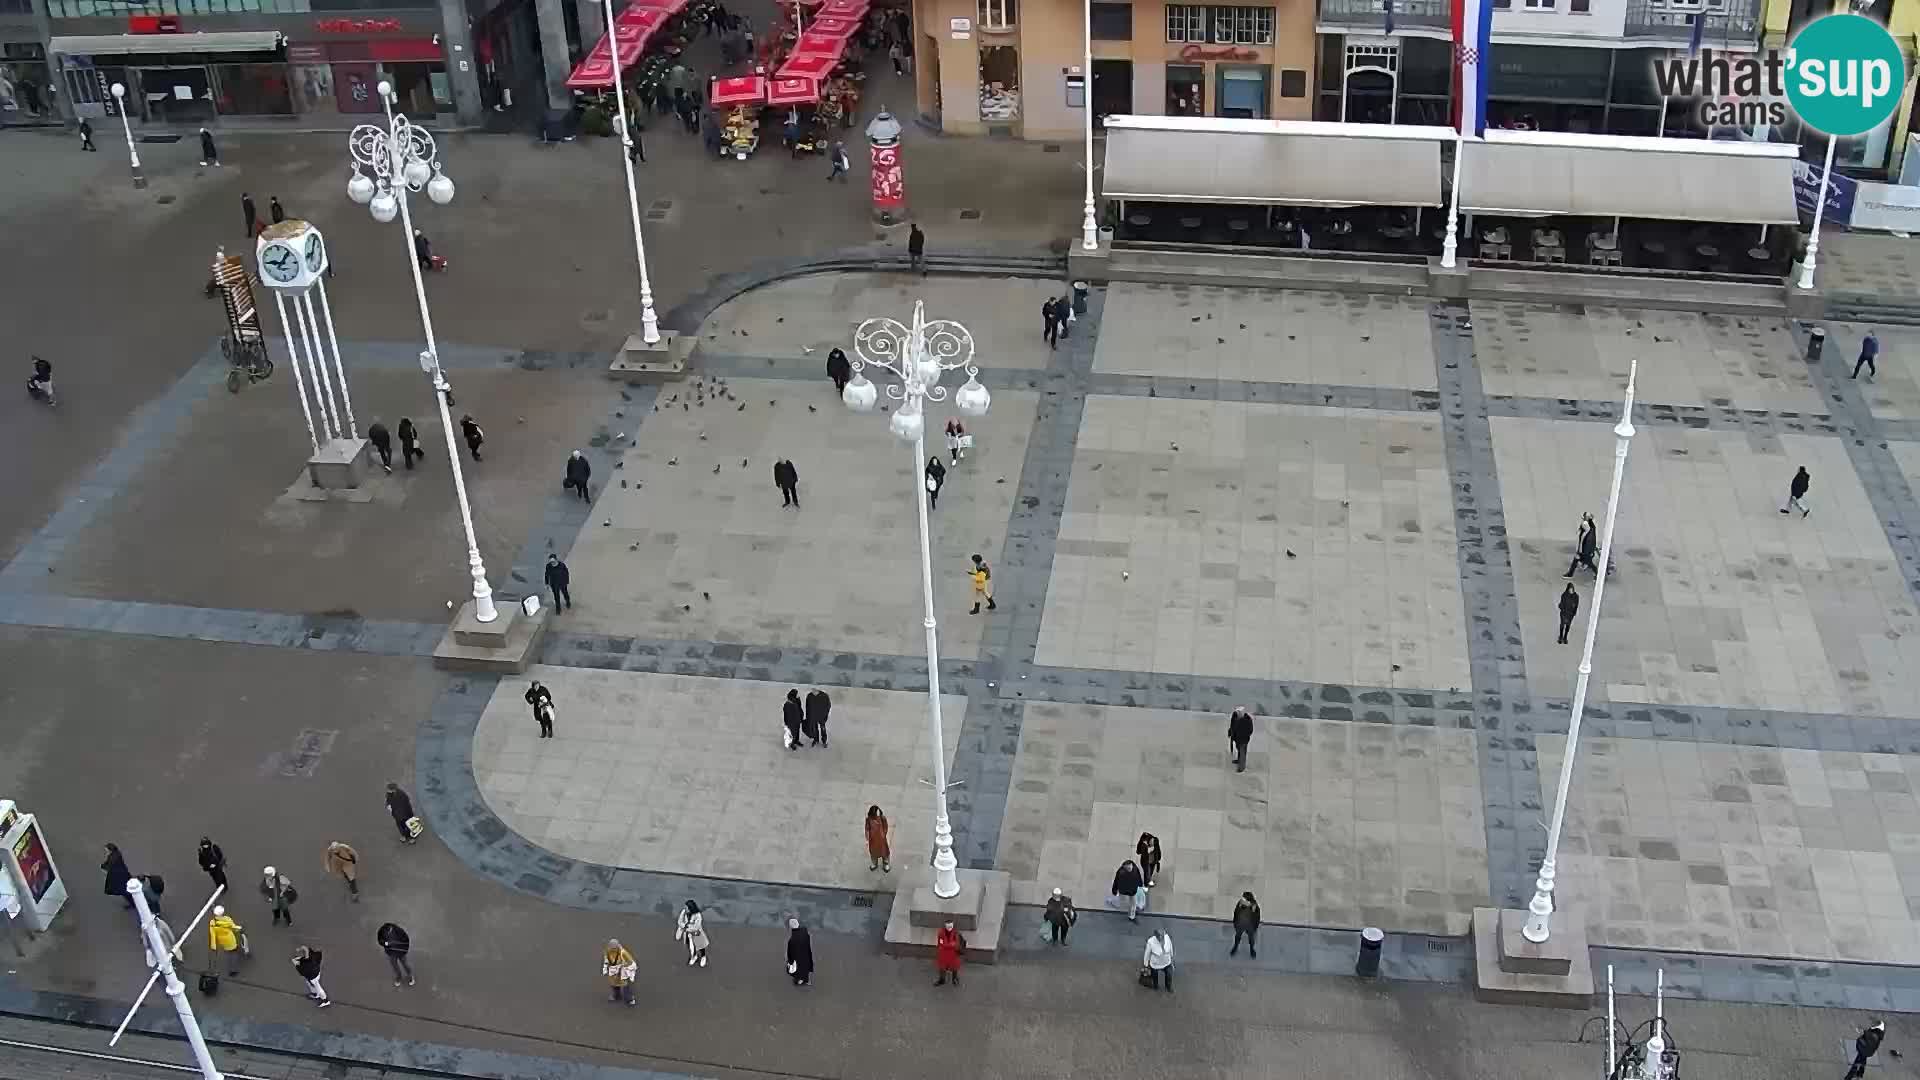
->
left=261, top=242, right=301, bottom=283
left=304, top=233, right=325, bottom=272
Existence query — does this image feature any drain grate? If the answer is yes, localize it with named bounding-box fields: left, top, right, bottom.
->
left=959, top=208, right=981, bottom=220
left=850, top=894, right=874, bottom=907
left=1042, top=143, right=1061, bottom=152
left=138, top=133, right=183, bottom=144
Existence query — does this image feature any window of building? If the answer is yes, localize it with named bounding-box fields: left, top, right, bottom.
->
left=1166, top=4, right=1206, bottom=41
left=1091, top=2, right=1133, bottom=39
left=1166, top=62, right=1203, bottom=113
left=0, top=0, right=31, bottom=13
left=978, top=0, right=1017, bottom=30
left=1523, top=0, right=1554, bottom=9
left=1279, top=67, right=1306, bottom=97
left=1571, top=0, right=1589, bottom=10
left=1492, top=0, right=1511, bottom=8
left=1167, top=4, right=1273, bottom=43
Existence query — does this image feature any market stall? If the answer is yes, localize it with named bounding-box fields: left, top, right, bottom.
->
left=710, top=73, right=766, bottom=159
left=817, top=0, right=868, bottom=18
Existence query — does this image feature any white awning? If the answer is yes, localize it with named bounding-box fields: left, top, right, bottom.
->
left=49, top=31, right=283, bottom=56
left=1459, top=129, right=1800, bottom=225
left=1103, top=116, right=1453, bottom=208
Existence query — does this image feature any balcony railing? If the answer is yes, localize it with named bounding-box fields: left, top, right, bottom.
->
left=1623, top=2, right=1761, bottom=42
left=1317, top=0, right=1450, bottom=30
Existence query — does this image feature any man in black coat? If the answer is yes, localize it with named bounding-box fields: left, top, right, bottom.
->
left=907, top=223, right=926, bottom=275
left=1845, top=1021, right=1886, bottom=1080
left=773, top=458, right=800, bottom=508
left=526, top=680, right=554, bottom=738
left=1783, top=465, right=1811, bottom=517
left=367, top=421, right=393, bottom=472
left=565, top=450, right=592, bottom=502
left=1042, top=297, right=1059, bottom=350
left=1557, top=583, right=1580, bottom=645
left=826, top=348, right=852, bottom=393
left=1564, top=513, right=1598, bottom=577
left=804, top=689, right=831, bottom=747
left=1227, top=706, right=1253, bottom=772
left=242, top=192, right=258, bottom=239
left=397, top=417, right=422, bottom=469
left=197, top=837, right=228, bottom=890
left=783, top=689, right=805, bottom=750
left=544, top=554, right=572, bottom=612
left=269, top=195, right=286, bottom=225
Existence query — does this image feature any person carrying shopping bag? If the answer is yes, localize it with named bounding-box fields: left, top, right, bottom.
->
left=603, top=939, right=637, bottom=1005
left=676, top=901, right=710, bottom=967
left=207, top=906, right=246, bottom=975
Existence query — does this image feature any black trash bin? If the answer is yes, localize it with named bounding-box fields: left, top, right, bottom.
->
left=1355, top=926, right=1384, bottom=977
left=1072, top=281, right=1090, bottom=315
left=1807, top=326, right=1826, bottom=364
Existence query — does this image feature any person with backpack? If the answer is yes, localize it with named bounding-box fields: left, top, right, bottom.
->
left=397, top=418, right=423, bottom=470
left=260, top=866, right=298, bottom=926
left=460, top=415, right=484, bottom=461
left=1043, top=888, right=1077, bottom=946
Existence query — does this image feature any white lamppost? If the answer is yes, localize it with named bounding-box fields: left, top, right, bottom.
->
left=1079, top=0, right=1098, bottom=251
left=117, top=879, right=223, bottom=1079
left=1440, top=134, right=1465, bottom=269
left=843, top=301, right=989, bottom=900
left=346, top=82, right=497, bottom=623
left=108, top=82, right=146, bottom=189
left=1797, top=135, right=1838, bottom=291
left=600, top=1, right=662, bottom=343
left=1523, top=359, right=1637, bottom=944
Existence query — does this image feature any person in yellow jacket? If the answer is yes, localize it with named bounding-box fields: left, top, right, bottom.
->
left=603, top=939, right=636, bottom=1006
left=206, top=905, right=246, bottom=975
left=967, top=554, right=996, bottom=615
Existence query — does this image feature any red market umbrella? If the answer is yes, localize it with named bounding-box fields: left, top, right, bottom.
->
left=766, top=76, right=819, bottom=105
left=614, top=4, right=668, bottom=30
left=623, top=0, right=690, bottom=13
left=817, top=0, right=868, bottom=18
left=806, top=13, right=859, bottom=37
left=791, top=30, right=846, bottom=59
left=777, top=51, right=837, bottom=81
left=710, top=74, right=767, bottom=105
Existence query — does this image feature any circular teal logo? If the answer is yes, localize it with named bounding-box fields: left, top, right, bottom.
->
left=1787, top=14, right=1907, bottom=137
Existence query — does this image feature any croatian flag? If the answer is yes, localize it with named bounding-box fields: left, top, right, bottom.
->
left=1451, top=0, right=1492, bottom=136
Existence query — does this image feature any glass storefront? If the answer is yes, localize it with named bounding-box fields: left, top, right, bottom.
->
left=0, top=44, right=53, bottom=123
left=58, top=49, right=445, bottom=120
left=1216, top=63, right=1269, bottom=118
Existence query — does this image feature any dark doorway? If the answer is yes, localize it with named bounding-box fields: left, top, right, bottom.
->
left=1344, top=68, right=1393, bottom=124
left=1092, top=58, right=1129, bottom=126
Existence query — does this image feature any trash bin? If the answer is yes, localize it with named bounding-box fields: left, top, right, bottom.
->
left=1807, top=326, right=1826, bottom=364
left=1072, top=281, right=1090, bottom=315
left=1355, top=926, right=1384, bottom=977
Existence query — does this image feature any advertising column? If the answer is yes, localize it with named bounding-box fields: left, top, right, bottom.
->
left=0, top=800, right=67, bottom=934
left=867, top=108, right=907, bottom=225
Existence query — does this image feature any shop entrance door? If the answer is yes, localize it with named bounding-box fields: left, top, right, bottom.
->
left=1091, top=58, right=1129, bottom=126
left=133, top=66, right=214, bottom=123
left=1215, top=64, right=1268, bottom=119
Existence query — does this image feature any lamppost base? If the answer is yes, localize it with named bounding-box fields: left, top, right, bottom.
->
left=305, top=437, right=373, bottom=491
left=882, top=866, right=1012, bottom=964
left=432, top=598, right=547, bottom=673
left=130, top=169, right=147, bottom=190
left=610, top=329, right=693, bottom=384
left=1470, top=906, right=1595, bottom=1009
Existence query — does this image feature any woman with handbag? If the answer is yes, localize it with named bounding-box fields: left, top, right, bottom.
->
left=785, top=918, right=814, bottom=987
left=385, top=783, right=421, bottom=844
left=1141, top=929, right=1174, bottom=993
left=676, top=900, right=710, bottom=967
left=603, top=939, right=637, bottom=1005
left=925, top=457, right=946, bottom=509
left=1136, top=832, right=1163, bottom=888
left=945, top=419, right=967, bottom=465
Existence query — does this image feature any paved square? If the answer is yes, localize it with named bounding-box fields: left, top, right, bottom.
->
left=997, top=703, right=1487, bottom=934
left=1469, top=303, right=1820, bottom=412
left=1036, top=397, right=1469, bottom=689
left=563, top=378, right=1037, bottom=655
left=473, top=666, right=964, bottom=887
left=1823, top=324, right=1920, bottom=421
left=1540, top=736, right=1920, bottom=964
left=1092, top=284, right=1437, bottom=390
left=698, top=272, right=1062, bottom=370
left=1493, top=418, right=1920, bottom=716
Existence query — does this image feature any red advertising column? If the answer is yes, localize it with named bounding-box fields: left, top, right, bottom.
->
left=866, top=109, right=906, bottom=226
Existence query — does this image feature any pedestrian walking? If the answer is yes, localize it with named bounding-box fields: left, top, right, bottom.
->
left=543, top=554, right=572, bottom=612
left=889, top=41, right=905, bottom=74
left=1564, top=513, right=1598, bottom=577
left=804, top=688, right=831, bottom=747
left=197, top=837, right=228, bottom=891
left=242, top=193, right=258, bottom=239
left=102, top=843, right=132, bottom=908
left=565, top=450, right=592, bottom=501
left=79, top=118, right=96, bottom=152
left=1042, top=297, right=1060, bottom=350
left=783, top=688, right=806, bottom=750
left=1227, top=706, right=1253, bottom=772
left=773, top=458, right=801, bottom=508
left=137, top=874, right=167, bottom=918
left=1782, top=465, right=1811, bottom=517
left=676, top=900, right=710, bottom=967
left=967, top=554, right=996, bottom=614
left=826, top=141, right=850, bottom=182
left=1043, top=887, right=1077, bottom=945
left=1057, top=293, right=1075, bottom=340
left=1111, top=859, right=1145, bottom=922
left=1854, top=330, right=1879, bottom=380
left=386, top=782, right=420, bottom=843
left=414, top=229, right=434, bottom=273
left=908, top=223, right=926, bottom=275
left=827, top=347, right=852, bottom=393
left=460, top=415, right=484, bottom=461
left=199, top=127, right=220, bottom=167
left=377, top=922, right=414, bottom=986
left=1136, top=832, right=1163, bottom=887
left=527, top=680, right=555, bottom=738
left=207, top=906, right=245, bottom=975
left=865, top=805, right=891, bottom=871
left=785, top=918, right=814, bottom=986
left=1844, top=1021, right=1886, bottom=1080
left=603, top=939, right=637, bottom=1005
left=925, top=456, right=946, bottom=508
left=260, top=867, right=297, bottom=926
left=395, top=417, right=422, bottom=469
left=269, top=196, right=286, bottom=225
left=934, top=921, right=965, bottom=986
left=324, top=842, right=360, bottom=902
left=367, top=421, right=393, bottom=472
left=1141, top=929, right=1174, bottom=992
left=292, top=945, right=331, bottom=1007
left=1230, top=891, right=1261, bottom=957
left=945, top=419, right=968, bottom=464
left=1557, top=583, right=1580, bottom=645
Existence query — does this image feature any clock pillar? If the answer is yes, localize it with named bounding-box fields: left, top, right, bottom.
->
left=256, top=220, right=372, bottom=491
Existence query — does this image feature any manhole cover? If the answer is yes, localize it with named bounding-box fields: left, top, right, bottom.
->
left=959, top=208, right=981, bottom=220
left=647, top=199, right=673, bottom=212
left=644, top=210, right=668, bottom=221
left=138, top=133, right=182, bottom=144
left=1042, top=143, right=1061, bottom=152
left=155, top=195, right=176, bottom=205
left=584, top=309, right=610, bottom=324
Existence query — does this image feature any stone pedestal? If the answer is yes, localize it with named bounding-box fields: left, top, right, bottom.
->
left=1428, top=257, right=1471, bottom=300
left=1784, top=275, right=1828, bottom=322
left=306, top=437, right=371, bottom=490
left=431, top=598, right=549, bottom=673
left=1471, top=907, right=1595, bottom=1009
left=883, top=867, right=1012, bottom=964
left=1067, top=235, right=1114, bottom=285
left=610, top=330, right=693, bottom=383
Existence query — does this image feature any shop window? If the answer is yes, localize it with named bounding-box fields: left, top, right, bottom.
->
left=1091, top=2, right=1133, bottom=39
left=1166, top=63, right=1203, bottom=114
left=1571, top=0, right=1590, bottom=11
left=978, top=0, right=1017, bottom=30
left=1166, top=4, right=1206, bottom=41
left=0, top=0, right=30, bottom=12
left=1215, top=64, right=1268, bottom=118
left=979, top=44, right=1019, bottom=121
left=1279, top=68, right=1306, bottom=98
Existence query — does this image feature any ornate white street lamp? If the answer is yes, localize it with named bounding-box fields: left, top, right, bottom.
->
left=1080, top=0, right=1098, bottom=251
left=844, top=301, right=990, bottom=899
left=108, top=82, right=145, bottom=189
left=346, top=82, right=497, bottom=623
left=599, top=0, right=662, bottom=343
left=1798, top=135, right=1838, bottom=291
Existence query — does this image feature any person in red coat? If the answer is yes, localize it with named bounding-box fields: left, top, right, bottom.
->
left=934, top=921, right=965, bottom=986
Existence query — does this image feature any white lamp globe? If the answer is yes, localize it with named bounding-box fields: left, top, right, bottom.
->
left=426, top=172, right=455, bottom=205
left=955, top=376, right=991, bottom=417
left=347, top=171, right=375, bottom=205
left=369, top=189, right=399, bottom=224
left=377, top=80, right=393, bottom=99
left=888, top=404, right=924, bottom=444
left=111, top=82, right=125, bottom=99
left=914, top=357, right=944, bottom=387
left=402, top=158, right=432, bottom=189
left=842, top=373, right=878, bottom=413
